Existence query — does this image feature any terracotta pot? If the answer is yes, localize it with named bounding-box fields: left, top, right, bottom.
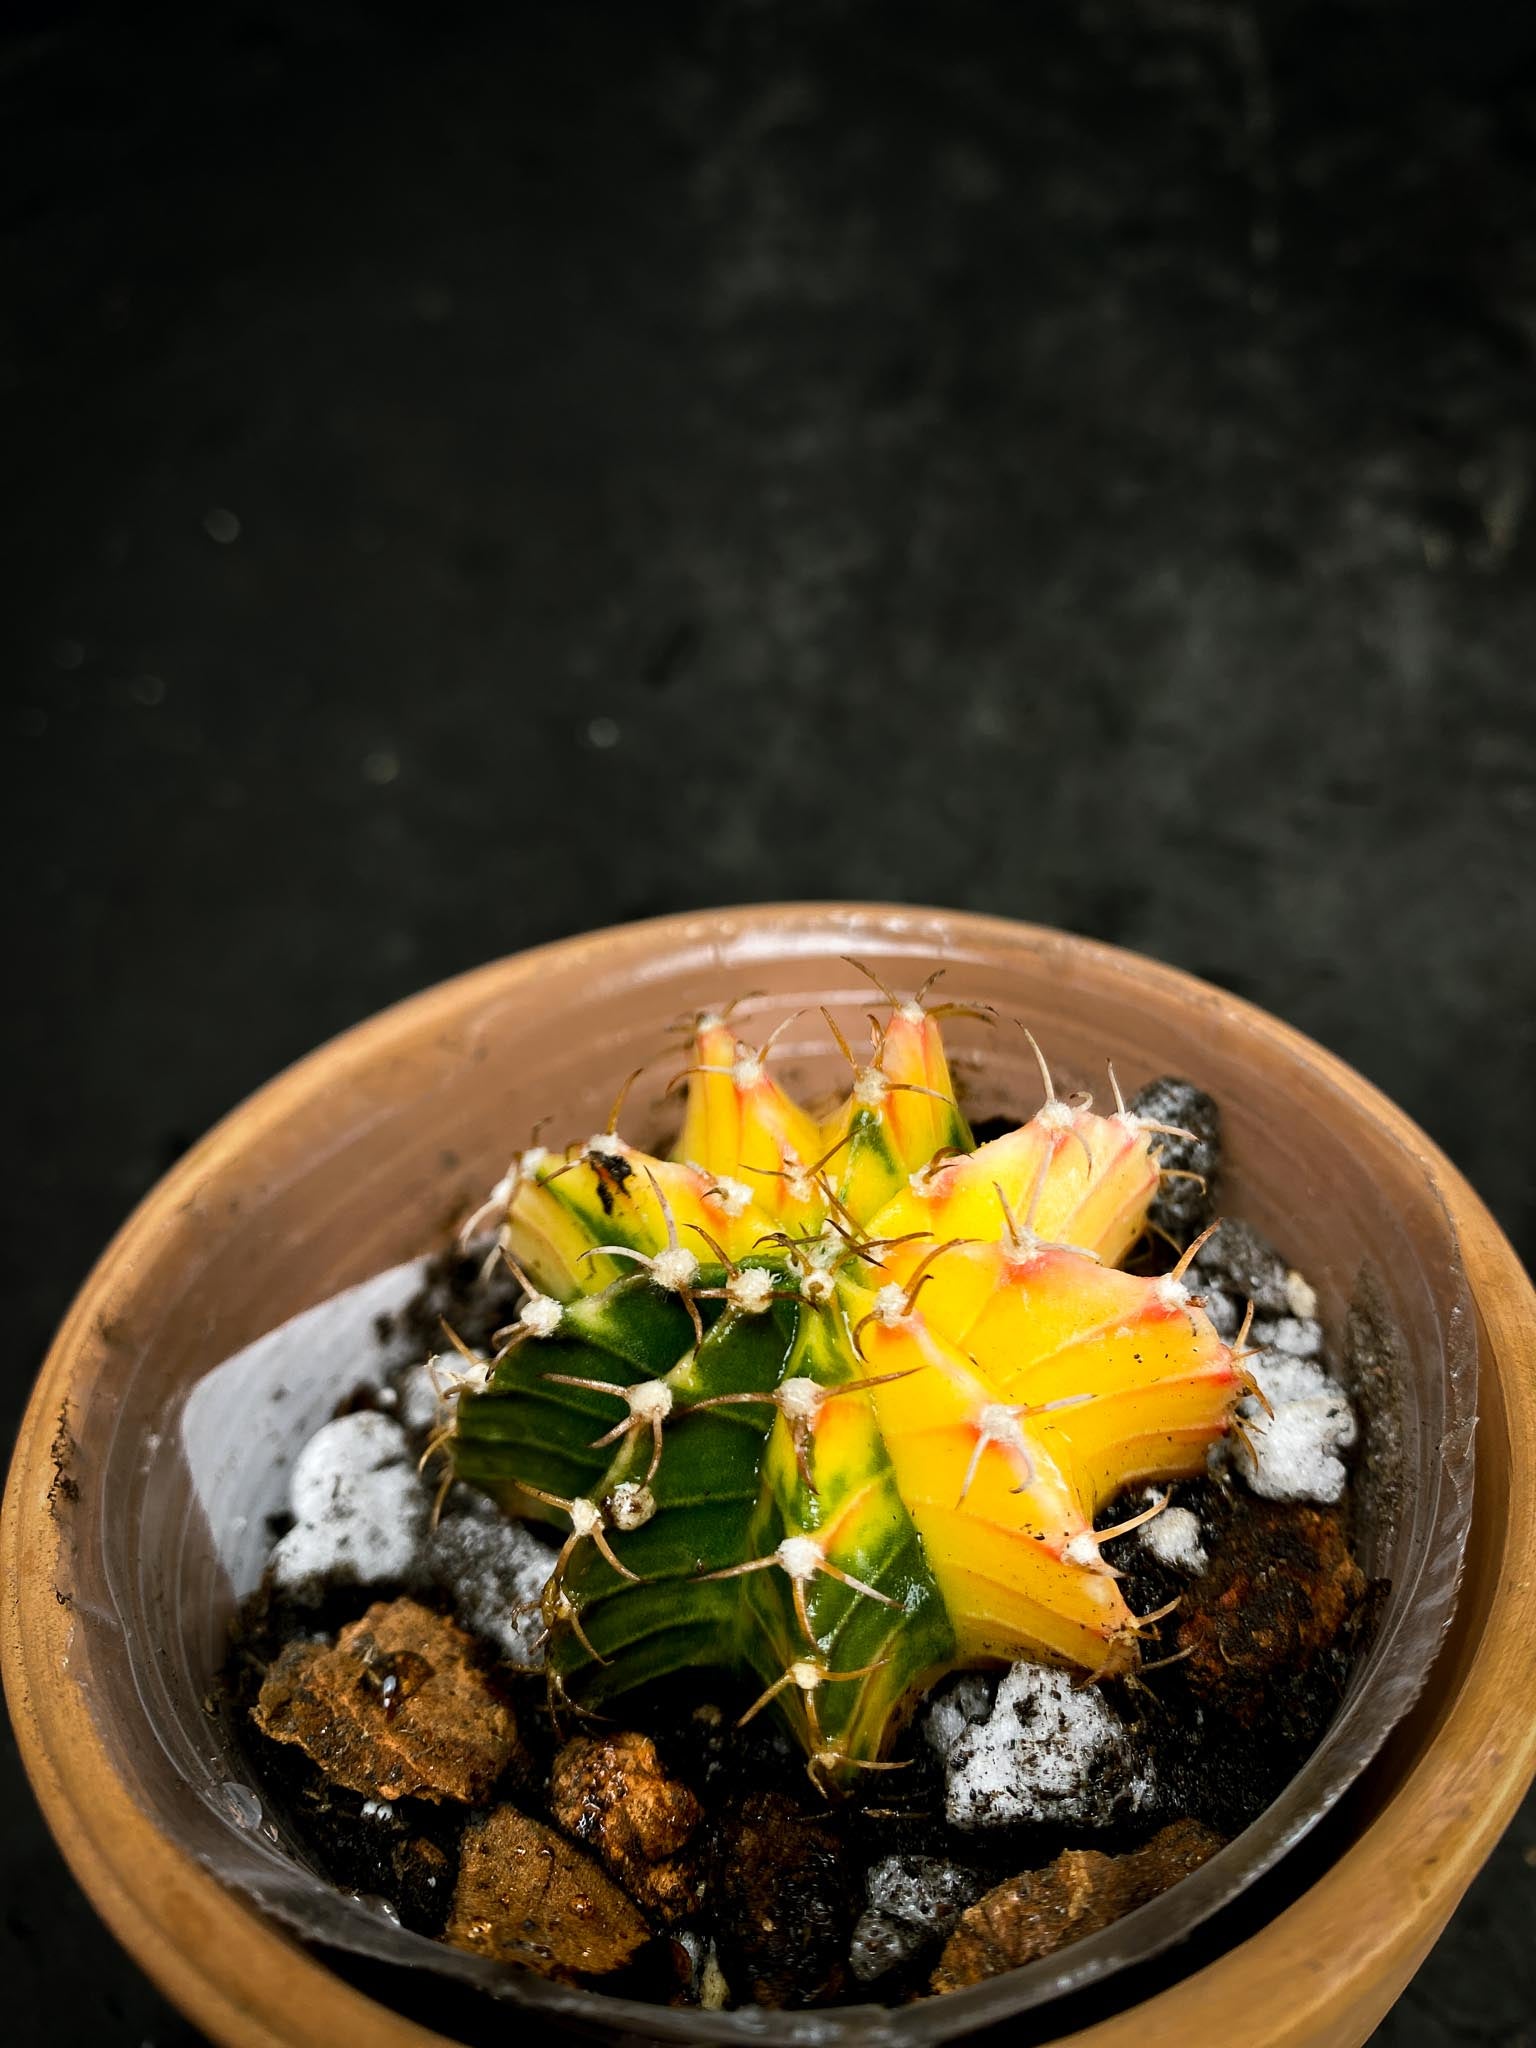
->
left=5, top=906, right=1534, bottom=2048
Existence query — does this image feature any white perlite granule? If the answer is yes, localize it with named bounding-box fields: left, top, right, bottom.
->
left=1139, top=1502, right=1208, bottom=1572
left=925, top=1663, right=1154, bottom=1830
left=1251, top=1314, right=1324, bottom=1359
left=426, top=1499, right=560, bottom=1668
left=270, top=1412, right=429, bottom=1595
left=923, top=1672, right=992, bottom=1757
left=395, top=1361, right=450, bottom=1435
left=1284, top=1268, right=1319, bottom=1320
left=1231, top=1353, right=1359, bottom=1504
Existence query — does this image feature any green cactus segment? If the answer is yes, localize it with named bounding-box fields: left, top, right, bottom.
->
left=454, top=1264, right=955, bottom=1767
left=452, top=1273, right=697, bottom=1508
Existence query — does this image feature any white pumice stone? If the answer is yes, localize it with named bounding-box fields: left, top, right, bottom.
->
left=925, top=1662, right=1155, bottom=1829
left=1139, top=1504, right=1208, bottom=1573
left=427, top=1500, right=559, bottom=1667
left=1252, top=1315, right=1324, bottom=1359
left=272, top=1412, right=428, bottom=1596
left=1232, top=1354, right=1358, bottom=1503
left=396, top=1363, right=450, bottom=1436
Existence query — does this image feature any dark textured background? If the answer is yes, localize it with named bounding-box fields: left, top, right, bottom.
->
left=3, top=1, right=1533, bottom=2041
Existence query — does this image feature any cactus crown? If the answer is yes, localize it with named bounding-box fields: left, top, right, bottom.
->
left=450, top=975, right=1245, bottom=1784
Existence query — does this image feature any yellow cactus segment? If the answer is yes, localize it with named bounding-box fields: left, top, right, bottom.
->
left=865, top=1106, right=1158, bottom=1266
left=1034, top=1111, right=1161, bottom=1266
left=508, top=1146, right=777, bottom=1297
left=675, top=1018, right=827, bottom=1227
left=867, top=1235, right=1240, bottom=1521
left=859, top=1002, right=966, bottom=1174
left=812, top=1004, right=972, bottom=1223
left=864, top=1119, right=1050, bottom=1245
left=845, top=1302, right=1140, bottom=1671
left=921, top=1521, right=1136, bottom=1670
left=873, top=1238, right=1125, bottom=1357
left=961, top=1259, right=1240, bottom=1516
left=506, top=1156, right=637, bottom=1298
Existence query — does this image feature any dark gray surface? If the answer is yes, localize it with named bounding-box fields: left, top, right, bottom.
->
left=3, top=2, right=1533, bottom=2042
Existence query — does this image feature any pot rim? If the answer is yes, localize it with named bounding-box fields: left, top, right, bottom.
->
left=6, top=902, right=1536, bottom=2048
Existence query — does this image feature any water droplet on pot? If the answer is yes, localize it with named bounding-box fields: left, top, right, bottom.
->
left=217, top=1781, right=263, bottom=1831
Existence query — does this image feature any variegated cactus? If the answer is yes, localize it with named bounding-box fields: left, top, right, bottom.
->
left=448, top=976, right=1247, bottom=1784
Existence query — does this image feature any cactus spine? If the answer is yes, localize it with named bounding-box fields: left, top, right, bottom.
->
left=450, top=980, right=1245, bottom=1781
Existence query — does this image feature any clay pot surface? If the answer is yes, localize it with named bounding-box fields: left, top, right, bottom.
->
left=5, top=905, right=1533, bottom=2048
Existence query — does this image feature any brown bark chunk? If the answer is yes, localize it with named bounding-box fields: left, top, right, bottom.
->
left=445, top=1805, right=651, bottom=1979
left=932, top=1819, right=1225, bottom=1992
left=251, top=1596, right=520, bottom=1804
left=709, top=1789, right=856, bottom=2009
left=1177, top=1502, right=1365, bottom=1726
left=548, top=1731, right=704, bottom=1923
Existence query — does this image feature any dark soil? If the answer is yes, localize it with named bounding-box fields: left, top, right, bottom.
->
left=222, top=1093, right=1381, bottom=2012
left=225, top=1446, right=1375, bottom=2007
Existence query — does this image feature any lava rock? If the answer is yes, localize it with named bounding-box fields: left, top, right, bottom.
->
left=1177, top=1502, right=1365, bottom=1726
left=925, top=1662, right=1155, bottom=1829
left=548, top=1731, right=704, bottom=1923
left=931, top=1819, right=1226, bottom=1990
left=849, top=1911, right=926, bottom=1983
left=251, top=1597, right=521, bottom=1804
left=1190, top=1219, right=1292, bottom=1318
left=1130, top=1077, right=1221, bottom=1235
left=389, top=1832, right=456, bottom=1935
left=709, top=1789, right=857, bottom=2008
left=445, top=1805, right=651, bottom=1978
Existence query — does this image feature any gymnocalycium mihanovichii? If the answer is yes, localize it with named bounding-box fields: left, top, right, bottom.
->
left=444, top=972, right=1252, bottom=1790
